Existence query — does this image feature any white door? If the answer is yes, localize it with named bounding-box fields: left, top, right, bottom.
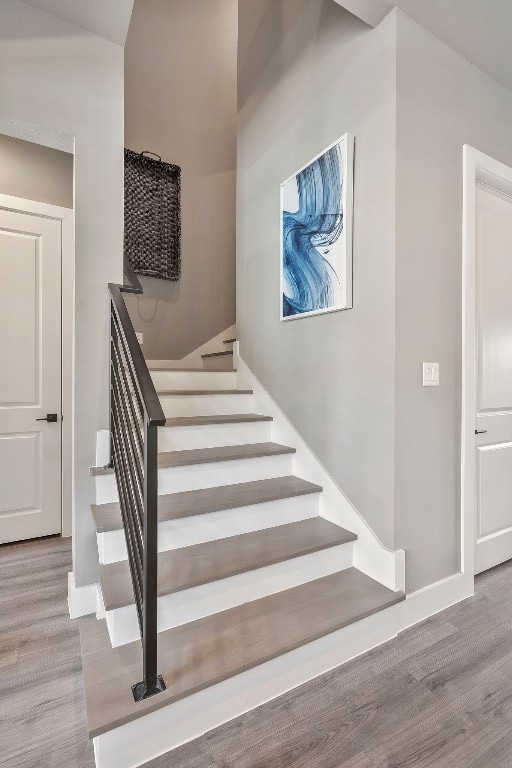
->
left=475, top=183, right=512, bottom=573
left=0, top=208, right=62, bottom=544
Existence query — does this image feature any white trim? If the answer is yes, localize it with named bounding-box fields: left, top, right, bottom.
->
left=402, top=572, right=472, bottom=631
left=462, top=146, right=512, bottom=579
left=0, top=192, right=74, bottom=540
left=67, top=572, right=98, bottom=619
left=236, top=355, right=405, bottom=591
left=280, top=133, right=354, bottom=320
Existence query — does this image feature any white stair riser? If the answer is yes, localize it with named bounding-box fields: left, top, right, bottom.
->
left=158, top=420, right=271, bottom=452
left=151, top=370, right=236, bottom=391
left=103, top=543, right=354, bottom=647
left=160, top=393, right=253, bottom=418
left=94, top=453, right=294, bottom=505
left=202, top=355, right=234, bottom=371
left=96, top=494, right=321, bottom=564
left=93, top=604, right=402, bottom=768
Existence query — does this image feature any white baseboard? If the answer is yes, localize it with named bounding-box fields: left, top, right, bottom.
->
left=67, top=572, right=99, bottom=619
left=402, top=572, right=473, bottom=630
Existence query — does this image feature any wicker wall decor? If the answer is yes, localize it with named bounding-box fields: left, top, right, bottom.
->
left=124, top=149, right=181, bottom=281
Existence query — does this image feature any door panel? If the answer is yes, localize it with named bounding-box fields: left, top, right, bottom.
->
left=475, top=184, right=512, bottom=573
left=0, top=208, right=61, bottom=543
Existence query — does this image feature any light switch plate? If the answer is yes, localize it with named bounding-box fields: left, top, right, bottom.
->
left=423, top=362, right=439, bottom=387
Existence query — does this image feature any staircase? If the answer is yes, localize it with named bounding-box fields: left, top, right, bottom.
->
left=82, top=327, right=405, bottom=768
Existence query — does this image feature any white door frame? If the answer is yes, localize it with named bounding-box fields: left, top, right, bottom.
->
left=462, top=145, right=512, bottom=578
left=0, top=192, right=74, bottom=538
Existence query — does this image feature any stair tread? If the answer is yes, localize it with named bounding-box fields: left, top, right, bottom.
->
left=158, top=442, right=295, bottom=468
left=157, top=389, right=252, bottom=395
left=164, top=413, right=272, bottom=427
left=201, top=350, right=233, bottom=358
left=99, top=518, right=357, bottom=610
left=92, top=475, right=323, bottom=532
left=82, top=569, right=405, bottom=737
left=223, top=338, right=236, bottom=344
left=150, top=367, right=236, bottom=372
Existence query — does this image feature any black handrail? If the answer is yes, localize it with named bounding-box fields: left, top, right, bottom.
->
left=108, top=257, right=166, bottom=702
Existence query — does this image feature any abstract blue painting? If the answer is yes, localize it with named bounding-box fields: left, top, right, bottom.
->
left=280, top=134, right=353, bottom=320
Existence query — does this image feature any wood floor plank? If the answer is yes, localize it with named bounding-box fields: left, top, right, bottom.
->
left=92, top=475, right=323, bottom=532
left=157, top=389, right=252, bottom=396
left=99, top=518, right=357, bottom=610
left=6, top=537, right=512, bottom=767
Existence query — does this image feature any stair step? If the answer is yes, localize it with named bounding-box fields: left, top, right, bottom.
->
left=150, top=367, right=232, bottom=372
left=99, top=518, right=356, bottom=611
left=157, top=389, right=252, bottom=396
left=201, top=350, right=233, bottom=358
left=92, top=475, right=322, bottom=533
left=157, top=442, right=295, bottom=469
left=164, top=413, right=272, bottom=427
left=82, top=569, right=405, bottom=737
left=223, top=338, right=236, bottom=344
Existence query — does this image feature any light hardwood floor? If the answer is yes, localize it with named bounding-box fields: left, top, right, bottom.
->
left=2, top=536, right=512, bottom=767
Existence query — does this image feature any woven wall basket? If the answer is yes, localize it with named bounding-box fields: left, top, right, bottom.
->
left=124, top=149, right=181, bottom=281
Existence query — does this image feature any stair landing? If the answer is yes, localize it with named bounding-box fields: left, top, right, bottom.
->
left=81, top=569, right=404, bottom=738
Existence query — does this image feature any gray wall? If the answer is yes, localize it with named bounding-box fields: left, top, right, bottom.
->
left=0, top=0, right=124, bottom=587
left=124, top=0, right=237, bottom=360
left=0, top=134, right=73, bottom=208
left=394, top=10, right=512, bottom=590
left=237, top=0, right=397, bottom=549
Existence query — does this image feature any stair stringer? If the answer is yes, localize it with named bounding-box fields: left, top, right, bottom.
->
left=236, top=349, right=405, bottom=592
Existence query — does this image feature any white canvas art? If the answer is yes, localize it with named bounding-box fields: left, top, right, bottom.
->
left=280, top=134, right=354, bottom=320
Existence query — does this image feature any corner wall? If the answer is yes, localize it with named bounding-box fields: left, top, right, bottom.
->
left=0, top=0, right=124, bottom=586
left=0, top=134, right=73, bottom=208
left=237, top=0, right=397, bottom=549
left=123, top=0, right=237, bottom=361
left=394, top=10, right=512, bottom=590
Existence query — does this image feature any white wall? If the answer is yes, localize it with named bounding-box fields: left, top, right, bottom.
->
left=237, top=0, right=397, bottom=549
left=394, top=10, right=512, bottom=590
left=0, top=0, right=124, bottom=586
left=124, top=0, right=237, bottom=361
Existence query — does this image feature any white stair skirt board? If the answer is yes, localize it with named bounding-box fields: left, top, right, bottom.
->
left=93, top=453, right=294, bottom=505
left=159, top=392, right=254, bottom=418
left=104, top=543, right=354, bottom=647
left=236, top=356, right=405, bottom=592
left=146, top=324, right=236, bottom=371
left=93, top=601, right=403, bottom=768
left=158, top=420, right=271, bottom=451
left=68, top=573, right=100, bottom=619
left=150, top=370, right=236, bottom=391
left=97, top=493, right=320, bottom=565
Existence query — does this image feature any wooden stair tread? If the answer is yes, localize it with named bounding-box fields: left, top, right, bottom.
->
left=164, top=413, right=272, bottom=427
left=99, top=518, right=356, bottom=610
left=157, top=389, right=252, bottom=396
left=149, top=367, right=236, bottom=373
left=82, top=569, right=405, bottom=737
left=157, top=442, right=295, bottom=468
left=223, top=338, right=236, bottom=344
left=201, top=350, right=233, bottom=358
left=92, top=476, right=323, bottom=532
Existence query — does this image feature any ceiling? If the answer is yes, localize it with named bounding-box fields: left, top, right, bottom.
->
left=19, top=0, right=134, bottom=45
left=335, top=0, right=512, bottom=96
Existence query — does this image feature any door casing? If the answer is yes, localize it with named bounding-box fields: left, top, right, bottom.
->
left=462, top=145, right=512, bottom=579
left=0, top=193, right=74, bottom=538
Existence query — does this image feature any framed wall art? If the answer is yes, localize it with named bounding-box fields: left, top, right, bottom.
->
left=280, top=133, right=354, bottom=320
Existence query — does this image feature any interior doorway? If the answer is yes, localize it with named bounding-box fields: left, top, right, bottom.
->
left=462, top=145, right=512, bottom=575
